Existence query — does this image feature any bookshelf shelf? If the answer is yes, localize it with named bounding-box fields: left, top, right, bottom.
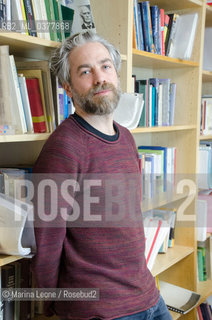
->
left=132, top=49, right=199, bottom=69
left=197, top=279, right=212, bottom=305
left=151, top=245, right=194, bottom=277
left=141, top=190, right=194, bottom=213
left=202, top=70, right=212, bottom=82
left=0, top=0, right=210, bottom=318
left=199, top=134, right=212, bottom=140
left=131, top=125, right=196, bottom=134
left=170, top=311, right=181, bottom=320
left=144, top=0, right=203, bottom=11
left=0, top=133, right=51, bottom=143
left=206, top=5, right=212, bottom=27
left=0, top=32, right=59, bottom=59
left=0, top=254, right=22, bottom=267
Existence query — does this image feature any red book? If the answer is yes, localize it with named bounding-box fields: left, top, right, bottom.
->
left=26, top=78, right=46, bottom=133
left=160, top=9, right=165, bottom=56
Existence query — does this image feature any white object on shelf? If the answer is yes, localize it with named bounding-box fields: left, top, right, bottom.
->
left=113, top=93, right=144, bottom=130
left=0, top=193, right=36, bottom=256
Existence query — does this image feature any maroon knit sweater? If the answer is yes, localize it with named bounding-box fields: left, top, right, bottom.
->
left=32, top=114, right=159, bottom=319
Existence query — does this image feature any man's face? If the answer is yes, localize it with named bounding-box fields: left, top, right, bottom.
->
left=80, top=6, right=92, bottom=24
left=67, top=42, right=121, bottom=115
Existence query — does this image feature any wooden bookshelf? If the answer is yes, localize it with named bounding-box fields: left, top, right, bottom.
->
left=0, top=133, right=51, bottom=143
left=0, top=254, right=22, bottom=267
left=0, top=0, right=211, bottom=319
left=198, top=279, right=212, bottom=304
left=151, top=245, right=194, bottom=277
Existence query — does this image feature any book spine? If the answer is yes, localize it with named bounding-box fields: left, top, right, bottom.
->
left=19, top=0, right=29, bottom=34
left=9, top=55, right=27, bottom=133
left=2, top=265, right=15, bottom=319
left=23, top=0, right=37, bottom=36
left=150, top=6, right=159, bottom=54
left=160, top=9, right=165, bottom=56
left=25, top=78, right=47, bottom=133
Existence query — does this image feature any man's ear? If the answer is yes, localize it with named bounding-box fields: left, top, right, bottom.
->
left=63, top=83, right=73, bottom=98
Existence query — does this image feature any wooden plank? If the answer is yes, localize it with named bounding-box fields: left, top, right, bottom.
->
left=0, top=255, right=22, bottom=267
left=151, top=245, right=194, bottom=277
left=133, top=49, right=199, bottom=69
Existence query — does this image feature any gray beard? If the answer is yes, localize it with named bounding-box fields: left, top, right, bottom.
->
left=71, top=82, right=121, bottom=115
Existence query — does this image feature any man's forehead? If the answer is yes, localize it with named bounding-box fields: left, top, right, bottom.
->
left=69, top=42, right=112, bottom=65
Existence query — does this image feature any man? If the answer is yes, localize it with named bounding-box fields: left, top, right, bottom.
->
left=79, top=5, right=95, bottom=30
left=32, top=31, right=172, bottom=320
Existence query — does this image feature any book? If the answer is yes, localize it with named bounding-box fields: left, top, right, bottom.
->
left=25, top=78, right=47, bottom=133
left=150, top=5, right=159, bottom=54
left=11, top=0, right=27, bottom=34
left=0, top=45, right=16, bottom=134
left=198, top=144, right=212, bottom=189
left=200, top=302, right=212, bottom=320
left=31, top=0, right=45, bottom=39
left=197, top=247, right=207, bottom=281
left=166, top=13, right=179, bottom=57
left=203, top=27, right=212, bottom=71
left=23, top=0, right=37, bottom=36
left=136, top=79, right=148, bottom=127
left=60, top=3, right=74, bottom=39
left=196, top=199, right=208, bottom=242
left=143, top=215, right=170, bottom=270
left=136, top=0, right=144, bottom=51
left=62, top=0, right=96, bottom=35
left=140, top=1, right=155, bottom=53
left=9, top=55, right=27, bottom=134
left=198, top=234, right=212, bottom=280
left=201, top=97, right=212, bottom=135
left=168, top=12, right=198, bottom=60
left=169, top=83, right=176, bottom=126
left=159, top=280, right=201, bottom=314
left=2, top=264, right=15, bottom=319
left=18, top=75, right=34, bottom=133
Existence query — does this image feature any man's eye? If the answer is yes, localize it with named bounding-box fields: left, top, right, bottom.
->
left=81, top=70, right=90, bottom=75
left=103, top=65, right=110, bottom=69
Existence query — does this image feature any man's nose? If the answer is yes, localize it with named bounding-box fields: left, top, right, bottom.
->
left=93, top=69, right=106, bottom=85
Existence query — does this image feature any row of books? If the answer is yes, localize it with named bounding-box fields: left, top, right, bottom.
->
left=0, top=0, right=96, bottom=41
left=143, top=208, right=176, bottom=271
left=0, top=259, right=37, bottom=320
left=200, top=96, right=212, bottom=136
left=0, top=45, right=73, bottom=135
left=138, top=145, right=176, bottom=200
left=133, top=0, right=198, bottom=60
left=198, top=142, right=212, bottom=190
left=133, top=76, right=176, bottom=127
left=197, top=189, right=212, bottom=243
left=197, top=302, right=212, bottom=320
left=197, top=234, right=212, bottom=283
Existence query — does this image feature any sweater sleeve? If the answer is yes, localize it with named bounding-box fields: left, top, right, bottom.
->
left=31, top=131, right=80, bottom=316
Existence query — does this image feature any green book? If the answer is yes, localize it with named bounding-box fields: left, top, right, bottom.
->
left=61, top=4, right=74, bottom=39
left=197, top=248, right=204, bottom=281
left=44, top=0, right=57, bottom=41
left=52, top=0, right=62, bottom=41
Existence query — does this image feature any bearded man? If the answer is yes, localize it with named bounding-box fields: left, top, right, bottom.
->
left=32, top=31, right=172, bottom=320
